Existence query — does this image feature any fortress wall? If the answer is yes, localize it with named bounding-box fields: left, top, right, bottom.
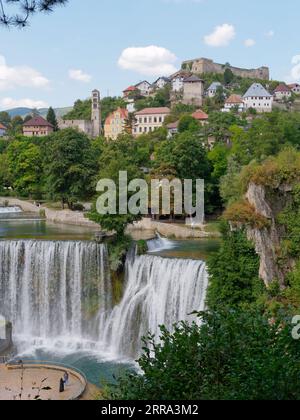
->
left=182, top=58, right=270, bottom=80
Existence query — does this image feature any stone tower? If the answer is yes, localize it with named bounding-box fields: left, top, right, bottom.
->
left=183, top=75, right=204, bottom=107
left=91, top=89, right=102, bottom=137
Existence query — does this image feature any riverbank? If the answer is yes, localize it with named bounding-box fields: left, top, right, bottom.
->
left=0, top=197, right=221, bottom=239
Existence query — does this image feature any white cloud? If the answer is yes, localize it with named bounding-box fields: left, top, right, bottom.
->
left=118, top=45, right=177, bottom=76
left=0, top=55, right=49, bottom=91
left=289, top=55, right=300, bottom=82
left=244, top=39, right=256, bottom=48
left=0, top=97, right=49, bottom=110
left=69, top=69, right=92, bottom=83
left=204, top=24, right=236, bottom=47
left=266, top=30, right=275, bottom=38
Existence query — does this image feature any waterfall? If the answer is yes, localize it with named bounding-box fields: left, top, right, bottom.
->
left=147, top=233, right=176, bottom=252
left=0, top=206, right=22, bottom=214
left=100, top=254, right=208, bottom=358
left=0, top=240, right=208, bottom=360
left=0, top=240, right=112, bottom=352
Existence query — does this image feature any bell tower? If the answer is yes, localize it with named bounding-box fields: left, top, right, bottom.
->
left=91, top=89, right=102, bottom=137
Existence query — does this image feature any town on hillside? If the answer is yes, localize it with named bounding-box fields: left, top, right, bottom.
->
left=1, top=57, right=300, bottom=142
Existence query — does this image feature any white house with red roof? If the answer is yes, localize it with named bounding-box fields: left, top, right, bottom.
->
left=243, top=83, right=273, bottom=113
left=0, top=123, right=7, bottom=137
left=191, top=109, right=209, bottom=125
left=273, top=84, right=292, bottom=101
left=288, top=83, right=300, bottom=94
left=133, top=107, right=170, bottom=137
left=222, top=94, right=245, bottom=113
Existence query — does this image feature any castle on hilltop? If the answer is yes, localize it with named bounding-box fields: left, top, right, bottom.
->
left=181, top=58, right=270, bottom=81
left=59, top=89, right=102, bottom=138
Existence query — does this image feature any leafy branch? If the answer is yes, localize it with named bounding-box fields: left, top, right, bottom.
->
left=0, top=0, right=68, bottom=27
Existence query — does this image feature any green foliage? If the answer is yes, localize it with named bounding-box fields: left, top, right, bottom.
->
left=177, top=115, right=199, bottom=133
left=206, top=224, right=261, bottom=308
left=6, top=139, right=43, bottom=197
left=136, top=240, right=148, bottom=255
left=45, top=128, right=99, bottom=208
left=224, top=68, right=234, bottom=85
left=46, top=107, right=58, bottom=131
left=134, top=86, right=171, bottom=112
left=109, top=307, right=300, bottom=400
left=63, top=99, right=92, bottom=120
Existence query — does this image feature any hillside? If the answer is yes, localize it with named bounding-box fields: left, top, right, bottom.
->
left=4, top=106, right=73, bottom=119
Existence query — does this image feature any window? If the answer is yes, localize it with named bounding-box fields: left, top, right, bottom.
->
left=154, top=117, right=157, bottom=123
left=144, top=117, right=147, bottom=123
left=139, top=118, right=142, bottom=123
left=159, top=117, right=162, bottom=123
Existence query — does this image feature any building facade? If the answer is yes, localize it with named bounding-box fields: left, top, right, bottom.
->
left=59, top=89, right=102, bottom=138
left=104, top=108, right=128, bottom=140
left=207, top=82, right=223, bottom=98
left=243, top=83, right=273, bottom=113
left=133, top=107, right=170, bottom=136
left=183, top=76, right=204, bottom=107
left=222, top=94, right=245, bottom=113
left=23, top=115, right=54, bottom=137
left=135, top=81, right=151, bottom=96
left=170, top=71, right=192, bottom=92
left=0, top=123, right=7, bottom=137
left=274, top=84, right=292, bottom=101
left=288, top=83, right=300, bottom=94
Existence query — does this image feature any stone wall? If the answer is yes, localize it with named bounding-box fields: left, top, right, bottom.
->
left=183, top=81, right=204, bottom=106
left=182, top=58, right=270, bottom=80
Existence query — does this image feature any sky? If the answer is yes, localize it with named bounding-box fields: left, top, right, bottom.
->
left=0, top=0, right=300, bottom=110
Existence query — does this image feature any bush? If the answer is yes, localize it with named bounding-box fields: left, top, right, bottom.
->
left=108, top=308, right=300, bottom=400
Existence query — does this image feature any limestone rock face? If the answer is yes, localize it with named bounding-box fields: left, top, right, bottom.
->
left=244, top=183, right=294, bottom=287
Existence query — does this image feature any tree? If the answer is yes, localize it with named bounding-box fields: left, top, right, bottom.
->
left=45, top=129, right=98, bottom=209
left=206, top=223, right=261, bottom=308
left=6, top=140, right=43, bottom=197
left=177, top=115, right=199, bottom=133
left=224, top=68, right=234, bottom=85
left=109, top=307, right=300, bottom=400
left=0, top=111, right=11, bottom=127
left=46, top=107, right=58, bottom=131
left=0, top=0, right=68, bottom=27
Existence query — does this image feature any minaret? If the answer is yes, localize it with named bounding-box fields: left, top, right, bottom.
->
left=91, top=89, right=102, bottom=137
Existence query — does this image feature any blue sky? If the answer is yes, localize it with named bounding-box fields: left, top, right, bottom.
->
left=0, top=0, right=299, bottom=109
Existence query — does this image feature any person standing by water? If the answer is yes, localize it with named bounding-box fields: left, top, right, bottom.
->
left=59, top=377, right=65, bottom=393
left=63, top=371, right=69, bottom=386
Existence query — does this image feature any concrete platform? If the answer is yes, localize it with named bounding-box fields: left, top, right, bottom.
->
left=0, top=363, right=87, bottom=401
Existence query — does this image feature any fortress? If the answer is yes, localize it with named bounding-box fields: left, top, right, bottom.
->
left=182, top=58, right=270, bottom=80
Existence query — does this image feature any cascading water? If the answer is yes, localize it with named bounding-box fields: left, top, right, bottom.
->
left=100, top=253, right=208, bottom=358
left=0, top=239, right=208, bottom=360
left=0, top=206, right=22, bottom=214
left=147, top=233, right=176, bottom=252
left=0, top=240, right=112, bottom=353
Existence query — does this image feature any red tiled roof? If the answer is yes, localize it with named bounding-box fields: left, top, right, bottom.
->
left=105, top=108, right=128, bottom=125
left=135, top=107, right=171, bottom=116
left=192, top=109, right=209, bottom=120
left=123, top=86, right=137, bottom=93
left=274, top=84, right=291, bottom=93
left=0, top=123, right=7, bottom=130
left=167, top=121, right=179, bottom=129
left=23, top=115, right=53, bottom=128
left=225, top=94, right=244, bottom=104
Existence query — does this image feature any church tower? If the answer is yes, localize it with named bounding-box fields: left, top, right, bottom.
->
left=91, top=89, right=102, bottom=137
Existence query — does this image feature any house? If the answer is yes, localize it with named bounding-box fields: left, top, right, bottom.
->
left=133, top=107, right=170, bottom=136
left=167, top=121, right=179, bottom=138
left=170, top=70, right=192, bottom=92
left=59, top=89, right=102, bottom=138
left=243, top=83, right=273, bottom=113
left=0, top=123, right=7, bottom=137
left=207, top=82, right=223, bottom=98
left=104, top=108, right=128, bottom=140
left=152, top=77, right=171, bottom=90
left=183, top=76, right=204, bottom=107
left=222, top=94, right=245, bottom=113
left=123, top=85, right=138, bottom=99
left=191, top=109, right=209, bottom=125
left=135, top=81, right=151, bottom=97
left=23, top=115, right=54, bottom=137
left=273, top=84, right=292, bottom=101
left=288, top=83, right=300, bottom=94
